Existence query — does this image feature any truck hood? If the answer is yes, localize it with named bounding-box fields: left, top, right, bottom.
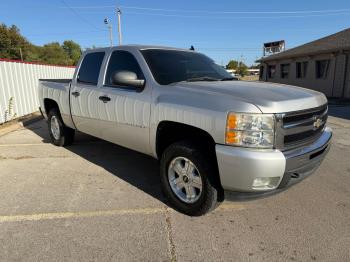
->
left=173, top=81, right=327, bottom=113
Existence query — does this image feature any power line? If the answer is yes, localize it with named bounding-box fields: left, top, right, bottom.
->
left=120, top=6, right=350, bottom=15
left=119, top=11, right=350, bottom=19
left=198, top=50, right=264, bottom=53
left=198, top=48, right=261, bottom=50
left=75, top=9, right=350, bottom=19
left=60, top=0, right=103, bottom=30
left=59, top=5, right=115, bottom=9
left=60, top=5, right=350, bottom=15
left=26, top=29, right=108, bottom=37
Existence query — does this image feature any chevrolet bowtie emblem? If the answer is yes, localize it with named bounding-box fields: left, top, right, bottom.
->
left=313, top=117, right=323, bottom=129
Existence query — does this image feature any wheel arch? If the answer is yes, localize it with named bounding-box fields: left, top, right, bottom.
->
left=155, top=120, right=217, bottom=159
left=43, top=98, right=60, bottom=116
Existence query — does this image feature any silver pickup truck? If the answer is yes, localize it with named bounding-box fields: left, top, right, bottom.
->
left=38, top=45, right=332, bottom=216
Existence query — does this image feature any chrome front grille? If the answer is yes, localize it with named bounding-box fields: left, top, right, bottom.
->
left=275, top=104, right=328, bottom=151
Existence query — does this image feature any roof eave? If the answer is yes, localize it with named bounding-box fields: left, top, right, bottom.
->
left=259, top=47, right=350, bottom=63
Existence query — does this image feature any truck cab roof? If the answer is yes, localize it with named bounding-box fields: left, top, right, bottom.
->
left=82, top=45, right=194, bottom=54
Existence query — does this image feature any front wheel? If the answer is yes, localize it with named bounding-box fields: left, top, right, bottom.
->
left=48, top=108, right=75, bottom=146
left=160, top=141, right=223, bottom=216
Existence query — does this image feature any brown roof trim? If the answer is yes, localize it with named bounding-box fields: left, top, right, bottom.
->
left=258, top=47, right=350, bottom=63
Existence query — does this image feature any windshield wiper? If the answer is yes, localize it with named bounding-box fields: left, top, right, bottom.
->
left=169, top=76, right=220, bottom=85
left=186, top=76, right=220, bottom=82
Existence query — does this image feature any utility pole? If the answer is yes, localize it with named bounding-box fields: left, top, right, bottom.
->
left=19, top=47, right=23, bottom=61
left=116, top=7, right=122, bottom=45
left=104, top=18, right=113, bottom=47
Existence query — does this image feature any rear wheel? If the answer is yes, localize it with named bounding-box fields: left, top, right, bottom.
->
left=47, top=108, right=75, bottom=146
left=160, top=141, right=223, bottom=216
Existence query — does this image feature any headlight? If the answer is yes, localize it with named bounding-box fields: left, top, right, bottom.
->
left=226, top=113, right=275, bottom=148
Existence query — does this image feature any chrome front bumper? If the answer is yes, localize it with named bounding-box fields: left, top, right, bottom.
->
left=216, top=127, right=332, bottom=192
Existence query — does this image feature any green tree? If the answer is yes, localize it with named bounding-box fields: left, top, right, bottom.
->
left=249, top=64, right=260, bottom=69
left=236, top=62, right=248, bottom=76
left=226, top=60, right=239, bottom=70
left=39, top=42, right=71, bottom=65
left=62, top=40, right=82, bottom=65
left=0, top=23, right=32, bottom=60
left=226, top=59, right=249, bottom=76
left=25, top=45, right=42, bottom=62
left=0, top=23, right=82, bottom=65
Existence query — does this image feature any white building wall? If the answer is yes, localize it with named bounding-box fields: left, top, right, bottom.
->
left=0, top=60, right=75, bottom=124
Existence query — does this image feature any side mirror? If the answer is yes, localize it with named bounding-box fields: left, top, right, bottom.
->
left=111, top=70, right=145, bottom=89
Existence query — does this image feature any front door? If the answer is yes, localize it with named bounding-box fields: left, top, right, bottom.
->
left=96, top=50, right=151, bottom=154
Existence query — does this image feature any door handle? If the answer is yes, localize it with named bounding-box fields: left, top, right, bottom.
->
left=99, top=96, right=111, bottom=103
left=72, top=91, right=80, bottom=97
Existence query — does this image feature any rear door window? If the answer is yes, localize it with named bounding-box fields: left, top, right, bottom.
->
left=77, top=52, right=105, bottom=85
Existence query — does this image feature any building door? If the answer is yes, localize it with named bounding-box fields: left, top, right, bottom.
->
left=345, top=54, right=350, bottom=99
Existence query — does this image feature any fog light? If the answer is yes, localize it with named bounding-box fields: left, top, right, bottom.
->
left=252, top=177, right=280, bottom=190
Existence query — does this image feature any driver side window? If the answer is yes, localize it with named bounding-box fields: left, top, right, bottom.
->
left=105, top=50, right=144, bottom=87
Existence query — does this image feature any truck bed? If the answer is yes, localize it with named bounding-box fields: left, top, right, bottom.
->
left=38, top=78, right=73, bottom=128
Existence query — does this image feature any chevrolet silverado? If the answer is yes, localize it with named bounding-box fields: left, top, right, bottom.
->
left=38, top=45, right=332, bottom=216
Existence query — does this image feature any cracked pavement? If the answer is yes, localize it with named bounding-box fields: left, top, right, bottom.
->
left=0, top=105, right=349, bottom=261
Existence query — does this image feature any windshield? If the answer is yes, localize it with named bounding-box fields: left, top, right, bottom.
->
left=141, top=49, right=233, bottom=85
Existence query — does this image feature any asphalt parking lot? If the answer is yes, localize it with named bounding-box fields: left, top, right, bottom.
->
left=0, top=106, right=349, bottom=262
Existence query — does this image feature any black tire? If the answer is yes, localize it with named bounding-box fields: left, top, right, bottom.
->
left=47, top=108, right=75, bottom=146
left=160, top=141, right=223, bottom=216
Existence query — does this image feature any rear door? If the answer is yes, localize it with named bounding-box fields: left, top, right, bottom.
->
left=70, top=52, right=105, bottom=137
left=96, top=50, right=151, bottom=154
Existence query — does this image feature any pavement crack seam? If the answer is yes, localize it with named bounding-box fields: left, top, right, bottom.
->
left=164, top=207, right=177, bottom=262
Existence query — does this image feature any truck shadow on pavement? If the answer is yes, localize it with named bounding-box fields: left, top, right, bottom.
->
left=328, top=104, right=350, bottom=120
left=28, top=120, right=291, bottom=205
left=28, top=121, right=167, bottom=205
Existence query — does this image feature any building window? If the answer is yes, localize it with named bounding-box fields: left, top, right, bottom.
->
left=316, top=60, right=330, bottom=79
left=296, top=61, right=308, bottom=78
left=280, top=64, right=290, bottom=79
left=268, top=65, right=276, bottom=78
